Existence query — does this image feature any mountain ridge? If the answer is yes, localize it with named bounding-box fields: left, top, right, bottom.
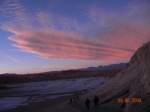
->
left=0, top=63, right=127, bottom=76
left=83, top=63, right=127, bottom=71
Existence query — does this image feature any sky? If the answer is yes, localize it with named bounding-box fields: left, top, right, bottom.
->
left=0, top=0, right=150, bottom=74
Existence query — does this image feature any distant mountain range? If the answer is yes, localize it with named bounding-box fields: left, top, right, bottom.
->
left=82, top=63, right=127, bottom=71
left=0, top=73, right=18, bottom=76
left=0, top=63, right=127, bottom=84
left=0, top=63, right=127, bottom=76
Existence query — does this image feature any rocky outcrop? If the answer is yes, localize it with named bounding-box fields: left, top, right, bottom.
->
left=81, top=41, right=150, bottom=112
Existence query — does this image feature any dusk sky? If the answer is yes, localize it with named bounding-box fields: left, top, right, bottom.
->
left=0, top=0, right=150, bottom=74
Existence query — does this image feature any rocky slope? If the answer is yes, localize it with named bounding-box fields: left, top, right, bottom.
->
left=81, top=41, right=150, bottom=112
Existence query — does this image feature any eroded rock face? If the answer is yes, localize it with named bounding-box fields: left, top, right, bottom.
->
left=81, top=41, right=150, bottom=112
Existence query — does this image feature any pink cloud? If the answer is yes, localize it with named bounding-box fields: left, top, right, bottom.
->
left=6, top=17, right=150, bottom=62
left=6, top=28, right=135, bottom=61
left=98, top=22, right=150, bottom=51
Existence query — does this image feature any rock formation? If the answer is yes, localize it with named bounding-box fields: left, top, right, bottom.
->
left=81, top=41, right=150, bottom=112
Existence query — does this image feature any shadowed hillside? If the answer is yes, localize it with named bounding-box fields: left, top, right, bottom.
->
left=80, top=41, right=150, bottom=112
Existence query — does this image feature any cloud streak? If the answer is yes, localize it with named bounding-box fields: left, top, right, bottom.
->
left=0, top=51, right=20, bottom=63
left=7, top=29, right=134, bottom=61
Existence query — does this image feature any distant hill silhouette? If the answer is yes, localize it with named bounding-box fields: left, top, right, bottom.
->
left=83, top=63, right=127, bottom=71
left=0, top=73, right=18, bottom=76
left=0, top=63, right=127, bottom=84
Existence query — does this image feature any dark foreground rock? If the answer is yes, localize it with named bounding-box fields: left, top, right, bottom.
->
left=0, top=85, right=10, bottom=90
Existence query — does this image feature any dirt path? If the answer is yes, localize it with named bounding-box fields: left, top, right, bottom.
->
left=68, top=100, right=123, bottom=112
left=4, top=95, right=123, bottom=112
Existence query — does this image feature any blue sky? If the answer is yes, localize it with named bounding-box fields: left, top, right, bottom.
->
left=0, top=0, right=150, bottom=74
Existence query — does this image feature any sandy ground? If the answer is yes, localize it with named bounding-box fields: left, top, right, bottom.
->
left=4, top=94, right=123, bottom=112
left=3, top=89, right=83, bottom=112
left=4, top=95, right=71, bottom=112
